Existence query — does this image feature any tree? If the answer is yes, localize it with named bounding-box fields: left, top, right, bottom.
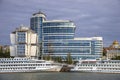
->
left=43, top=55, right=50, bottom=60
left=66, top=53, right=73, bottom=64
left=56, top=56, right=62, bottom=63
left=111, top=56, right=120, bottom=60
left=0, top=46, right=10, bottom=58
left=103, top=48, right=107, bottom=56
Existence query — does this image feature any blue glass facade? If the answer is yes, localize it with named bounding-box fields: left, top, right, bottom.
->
left=17, top=32, right=26, bottom=56
left=17, top=32, right=26, bottom=43
left=43, top=27, right=74, bottom=33
left=30, top=12, right=46, bottom=42
left=43, top=39, right=103, bottom=60
left=17, top=44, right=25, bottom=56
left=43, top=21, right=75, bottom=41
left=30, top=17, right=43, bottom=42
left=30, top=11, right=103, bottom=61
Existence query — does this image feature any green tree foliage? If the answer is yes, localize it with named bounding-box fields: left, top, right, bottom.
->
left=0, top=47, right=10, bottom=58
left=111, top=56, right=120, bottom=60
left=43, top=55, right=51, bottom=60
left=52, top=56, right=62, bottom=63
left=66, top=53, right=73, bottom=64
left=43, top=55, right=62, bottom=63
left=103, top=48, right=107, bottom=56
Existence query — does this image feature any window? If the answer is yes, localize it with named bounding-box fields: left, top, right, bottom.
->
left=17, top=32, right=26, bottom=43
left=43, top=27, right=74, bottom=33
left=17, top=44, right=25, bottom=56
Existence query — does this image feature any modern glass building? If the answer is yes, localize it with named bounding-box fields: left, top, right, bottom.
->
left=30, top=11, right=46, bottom=56
left=30, top=11, right=103, bottom=60
left=43, top=20, right=75, bottom=41
left=43, top=37, right=103, bottom=61
left=30, top=11, right=46, bottom=42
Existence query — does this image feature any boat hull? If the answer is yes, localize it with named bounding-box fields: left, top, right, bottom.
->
left=71, top=69, right=120, bottom=73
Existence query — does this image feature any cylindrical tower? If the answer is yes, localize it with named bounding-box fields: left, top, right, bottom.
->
left=30, top=11, right=46, bottom=42
left=30, top=11, right=46, bottom=59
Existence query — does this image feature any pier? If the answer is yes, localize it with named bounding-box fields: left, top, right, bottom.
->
left=60, top=64, right=74, bottom=72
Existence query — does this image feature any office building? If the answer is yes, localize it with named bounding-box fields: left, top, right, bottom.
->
left=10, top=26, right=38, bottom=58
left=30, top=11, right=103, bottom=60
left=104, top=40, right=120, bottom=59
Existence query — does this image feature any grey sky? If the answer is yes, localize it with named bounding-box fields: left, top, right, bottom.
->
left=0, top=0, right=120, bottom=46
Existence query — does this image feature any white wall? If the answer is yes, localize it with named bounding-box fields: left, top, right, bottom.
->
left=10, top=34, right=16, bottom=44
left=30, top=46, right=37, bottom=56
left=10, top=46, right=16, bottom=56
left=31, top=34, right=37, bottom=44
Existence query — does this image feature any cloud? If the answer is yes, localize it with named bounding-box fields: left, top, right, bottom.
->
left=0, top=0, right=120, bottom=46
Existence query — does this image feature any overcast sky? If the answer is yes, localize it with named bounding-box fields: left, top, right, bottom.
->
left=0, top=0, right=120, bottom=46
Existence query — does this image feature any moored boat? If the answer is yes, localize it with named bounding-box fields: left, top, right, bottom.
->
left=0, top=58, right=63, bottom=73
left=71, top=59, right=120, bottom=73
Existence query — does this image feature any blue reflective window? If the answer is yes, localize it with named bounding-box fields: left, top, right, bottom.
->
left=44, top=42, right=90, bottom=46
left=44, top=36, right=74, bottom=40
left=17, top=32, right=26, bottom=43
left=43, top=27, right=74, bottom=33
left=39, top=17, right=43, bottom=41
left=30, top=17, right=43, bottom=42
left=17, top=44, right=25, bottom=56
left=44, top=49, right=90, bottom=53
left=43, top=22, right=73, bottom=26
left=35, top=17, right=38, bottom=22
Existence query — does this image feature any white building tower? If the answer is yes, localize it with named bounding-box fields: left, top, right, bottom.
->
left=10, top=25, right=38, bottom=59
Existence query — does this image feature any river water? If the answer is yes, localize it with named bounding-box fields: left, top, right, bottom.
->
left=0, top=72, right=120, bottom=80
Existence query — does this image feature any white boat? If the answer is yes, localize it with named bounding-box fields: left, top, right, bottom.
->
left=0, top=58, right=63, bottom=73
left=71, top=59, right=120, bottom=73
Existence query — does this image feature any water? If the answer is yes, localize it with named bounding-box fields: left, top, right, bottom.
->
left=0, top=72, right=120, bottom=80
